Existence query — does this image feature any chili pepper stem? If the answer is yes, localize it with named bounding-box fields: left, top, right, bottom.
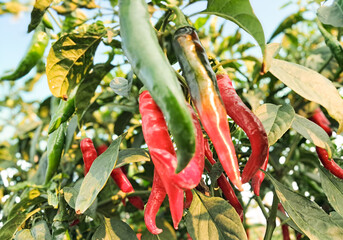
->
left=167, top=5, right=190, bottom=29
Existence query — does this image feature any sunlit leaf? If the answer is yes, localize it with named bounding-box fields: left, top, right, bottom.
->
left=91, top=217, right=138, bottom=240
left=317, top=0, right=343, bottom=27
left=28, top=0, right=53, bottom=32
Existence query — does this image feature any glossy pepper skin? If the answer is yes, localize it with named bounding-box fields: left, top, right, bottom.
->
left=139, top=90, right=204, bottom=190
left=144, top=169, right=166, bottom=235
left=1, top=24, right=49, bottom=81
left=217, top=73, right=269, bottom=183
left=44, top=122, right=67, bottom=184
left=119, top=0, right=196, bottom=172
left=316, top=147, right=343, bottom=179
left=204, top=139, right=244, bottom=220
left=251, top=151, right=269, bottom=196
left=173, top=26, right=243, bottom=191
left=309, top=108, right=332, bottom=136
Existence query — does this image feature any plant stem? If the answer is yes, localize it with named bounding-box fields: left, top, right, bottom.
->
left=47, top=9, right=63, bottom=30
left=263, top=191, right=279, bottom=240
left=255, top=195, right=269, bottom=219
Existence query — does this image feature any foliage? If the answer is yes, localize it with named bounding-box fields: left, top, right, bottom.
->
left=1, top=0, right=343, bottom=239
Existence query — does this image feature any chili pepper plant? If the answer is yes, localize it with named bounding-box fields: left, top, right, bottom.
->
left=1, top=0, right=343, bottom=239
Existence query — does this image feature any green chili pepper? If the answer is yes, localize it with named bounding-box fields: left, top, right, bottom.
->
left=317, top=18, right=343, bottom=69
left=48, top=97, right=75, bottom=134
left=119, top=0, right=196, bottom=172
left=45, top=122, right=67, bottom=184
left=1, top=24, right=49, bottom=81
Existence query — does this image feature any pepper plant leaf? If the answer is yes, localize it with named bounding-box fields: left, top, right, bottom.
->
left=141, top=218, right=177, bottom=240
left=91, top=217, right=138, bottom=240
left=319, top=167, right=343, bottom=218
left=269, top=59, right=343, bottom=134
left=317, top=0, right=343, bottom=27
left=203, top=0, right=265, bottom=54
left=75, top=134, right=124, bottom=214
left=254, top=103, right=295, bottom=145
left=46, top=34, right=102, bottom=99
left=266, top=172, right=343, bottom=240
left=185, top=190, right=247, bottom=240
left=291, top=114, right=333, bottom=157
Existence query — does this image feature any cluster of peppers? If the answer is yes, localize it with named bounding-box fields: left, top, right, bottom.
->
left=118, top=0, right=270, bottom=234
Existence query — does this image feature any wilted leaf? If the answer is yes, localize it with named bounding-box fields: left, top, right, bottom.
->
left=254, top=103, right=295, bottom=145
left=269, top=59, right=343, bottom=133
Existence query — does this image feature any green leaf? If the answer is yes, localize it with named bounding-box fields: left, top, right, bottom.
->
left=0, top=208, right=41, bottom=240
left=91, top=217, right=138, bottom=240
left=75, top=62, right=113, bottom=122
left=330, top=212, right=343, bottom=226
left=254, top=103, right=295, bottom=145
left=29, top=124, right=42, bottom=163
left=317, top=0, right=343, bottom=27
left=204, top=0, right=265, bottom=54
left=110, top=77, right=132, bottom=98
left=75, top=134, right=124, bottom=214
left=266, top=172, right=343, bottom=240
left=141, top=219, right=177, bottom=240
left=269, top=59, right=343, bottom=134
left=64, top=115, right=78, bottom=153
left=46, top=34, right=102, bottom=99
left=14, top=229, right=34, bottom=240
left=31, top=220, right=52, bottom=240
left=28, top=0, right=53, bottom=32
left=185, top=190, right=247, bottom=240
left=116, top=148, right=150, bottom=168
left=114, top=111, right=133, bottom=135
left=291, top=114, right=333, bottom=156
left=319, top=167, right=343, bottom=218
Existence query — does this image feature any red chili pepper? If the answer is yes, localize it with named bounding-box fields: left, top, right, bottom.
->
left=204, top=139, right=244, bottom=221
left=144, top=169, right=166, bottom=235
left=278, top=203, right=290, bottom=240
left=96, top=144, right=144, bottom=210
left=216, top=73, right=269, bottom=183
left=80, top=138, right=98, bottom=175
left=184, top=189, right=193, bottom=209
left=139, top=90, right=204, bottom=190
left=309, top=108, right=332, bottom=136
left=251, top=151, right=269, bottom=196
left=316, top=147, right=343, bottom=179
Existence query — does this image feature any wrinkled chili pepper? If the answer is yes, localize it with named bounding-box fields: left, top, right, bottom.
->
left=139, top=90, right=204, bottom=190
left=173, top=25, right=242, bottom=191
left=144, top=169, right=166, bottom=235
left=251, top=151, right=269, bottom=196
left=217, top=73, right=269, bottom=183
left=1, top=24, right=49, bottom=81
left=119, top=0, right=196, bottom=172
left=309, top=107, right=332, bottom=136
left=204, top=139, right=244, bottom=220
left=44, top=122, right=67, bottom=184
left=278, top=203, right=291, bottom=240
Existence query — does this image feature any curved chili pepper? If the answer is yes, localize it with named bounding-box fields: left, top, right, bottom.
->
left=96, top=144, right=144, bottom=210
left=44, top=122, right=67, bottom=184
left=251, top=151, right=269, bottom=196
left=278, top=203, right=291, bottom=240
left=217, top=73, right=269, bottom=183
left=173, top=26, right=242, bottom=191
left=316, top=147, right=343, bottom=179
left=309, top=107, right=332, bottom=136
left=48, top=96, right=75, bottom=134
left=1, top=24, right=49, bottom=81
left=144, top=169, right=166, bottom=235
left=204, top=139, right=244, bottom=220
left=139, top=90, right=184, bottom=229
left=119, top=0, right=196, bottom=172
left=139, top=90, right=204, bottom=190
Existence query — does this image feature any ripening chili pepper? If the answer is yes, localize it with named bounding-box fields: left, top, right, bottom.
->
left=144, top=169, right=166, bottom=235
left=139, top=90, right=204, bottom=190
left=316, top=147, right=343, bottom=179
left=173, top=24, right=242, bottom=191
left=44, top=122, right=67, bottom=184
left=278, top=203, right=291, bottom=240
left=251, top=151, right=269, bottom=196
left=1, top=24, right=49, bottom=81
left=48, top=96, right=75, bottom=134
left=204, top=139, right=244, bottom=220
left=119, top=0, right=196, bottom=172
left=96, top=143, right=144, bottom=210
left=309, top=107, right=332, bottom=136
left=216, top=73, right=269, bottom=183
